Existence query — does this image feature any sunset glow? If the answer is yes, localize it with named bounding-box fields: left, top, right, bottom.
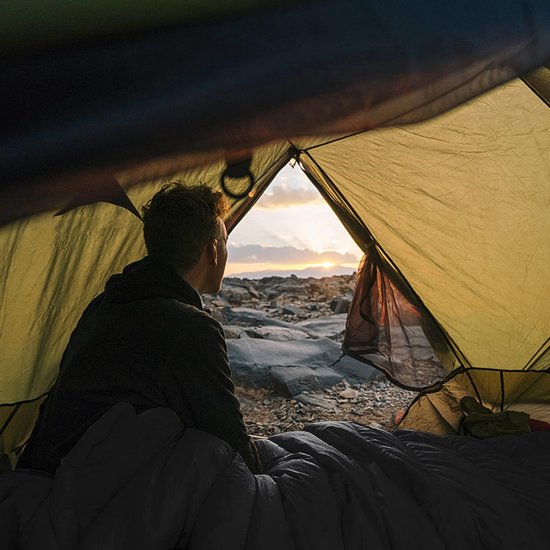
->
left=226, top=164, right=363, bottom=278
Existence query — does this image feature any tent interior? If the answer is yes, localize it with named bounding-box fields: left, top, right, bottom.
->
left=2, top=73, right=550, bottom=466
left=1, top=2, right=550, bottom=468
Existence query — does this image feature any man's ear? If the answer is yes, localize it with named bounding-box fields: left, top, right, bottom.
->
left=208, top=238, right=218, bottom=266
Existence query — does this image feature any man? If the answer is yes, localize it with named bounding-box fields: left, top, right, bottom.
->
left=18, top=183, right=261, bottom=473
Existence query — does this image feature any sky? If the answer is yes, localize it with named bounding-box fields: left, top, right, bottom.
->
left=226, top=163, right=363, bottom=278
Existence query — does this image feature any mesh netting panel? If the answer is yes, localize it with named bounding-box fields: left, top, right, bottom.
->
left=344, top=248, right=459, bottom=389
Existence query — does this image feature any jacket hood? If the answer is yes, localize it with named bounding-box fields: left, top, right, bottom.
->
left=104, top=257, right=203, bottom=308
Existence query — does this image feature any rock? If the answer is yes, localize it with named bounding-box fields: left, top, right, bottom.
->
left=207, top=297, right=230, bottom=308
left=222, top=324, right=248, bottom=339
left=220, top=307, right=295, bottom=328
left=243, top=326, right=313, bottom=342
left=330, top=298, right=351, bottom=314
left=247, top=285, right=261, bottom=300
left=282, top=305, right=300, bottom=316
left=257, top=276, right=286, bottom=286
left=265, top=279, right=307, bottom=297
left=339, top=388, right=359, bottom=399
left=331, top=354, right=383, bottom=385
left=296, top=314, right=347, bottom=340
left=227, top=337, right=345, bottom=393
left=270, top=366, right=342, bottom=396
left=210, top=272, right=402, bottom=402
left=216, top=284, right=252, bottom=305
left=294, top=393, right=337, bottom=410
left=209, top=307, right=225, bottom=324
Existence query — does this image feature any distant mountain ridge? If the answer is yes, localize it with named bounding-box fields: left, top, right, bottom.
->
left=228, top=264, right=356, bottom=280
left=227, top=243, right=358, bottom=264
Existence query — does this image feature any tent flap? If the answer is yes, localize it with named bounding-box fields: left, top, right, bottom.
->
left=343, top=247, right=460, bottom=390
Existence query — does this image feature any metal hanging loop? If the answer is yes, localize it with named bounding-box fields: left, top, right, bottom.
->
left=221, top=155, right=254, bottom=199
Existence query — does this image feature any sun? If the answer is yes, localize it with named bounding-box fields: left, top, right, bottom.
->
left=321, top=261, right=334, bottom=269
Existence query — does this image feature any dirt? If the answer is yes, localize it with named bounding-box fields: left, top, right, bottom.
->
left=236, top=378, right=417, bottom=437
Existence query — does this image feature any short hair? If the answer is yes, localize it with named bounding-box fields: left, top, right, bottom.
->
left=142, top=183, right=229, bottom=272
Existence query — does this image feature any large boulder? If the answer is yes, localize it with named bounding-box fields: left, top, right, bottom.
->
left=242, top=326, right=314, bottom=342
left=296, top=314, right=347, bottom=340
left=220, top=307, right=290, bottom=327
left=227, top=337, right=345, bottom=395
left=228, top=335, right=382, bottom=394
left=221, top=324, right=248, bottom=339
left=269, top=366, right=342, bottom=396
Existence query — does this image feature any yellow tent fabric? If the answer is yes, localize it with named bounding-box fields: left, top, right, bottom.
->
left=0, top=144, right=290, bottom=405
left=0, top=145, right=291, bottom=457
left=400, top=370, right=550, bottom=434
left=296, top=79, right=550, bottom=432
left=301, top=80, right=550, bottom=373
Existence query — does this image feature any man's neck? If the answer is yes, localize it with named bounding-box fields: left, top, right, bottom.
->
left=177, top=266, right=204, bottom=294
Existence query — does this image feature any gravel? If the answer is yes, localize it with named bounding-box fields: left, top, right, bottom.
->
left=237, top=378, right=417, bottom=436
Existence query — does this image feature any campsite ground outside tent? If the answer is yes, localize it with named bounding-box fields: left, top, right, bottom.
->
left=203, top=274, right=418, bottom=435
left=236, top=380, right=414, bottom=436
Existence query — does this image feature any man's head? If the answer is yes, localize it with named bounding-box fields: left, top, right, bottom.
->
left=142, top=183, right=229, bottom=293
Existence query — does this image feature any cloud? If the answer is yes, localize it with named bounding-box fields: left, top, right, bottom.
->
left=228, top=244, right=358, bottom=264
left=255, top=185, right=324, bottom=209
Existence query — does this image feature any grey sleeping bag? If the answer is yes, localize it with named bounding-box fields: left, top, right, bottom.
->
left=1, top=403, right=549, bottom=550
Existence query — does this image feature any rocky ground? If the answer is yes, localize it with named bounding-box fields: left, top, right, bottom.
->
left=236, top=380, right=416, bottom=437
left=204, top=273, right=418, bottom=436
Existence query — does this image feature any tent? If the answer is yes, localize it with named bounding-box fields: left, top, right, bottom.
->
left=1, top=1, right=550, bottom=463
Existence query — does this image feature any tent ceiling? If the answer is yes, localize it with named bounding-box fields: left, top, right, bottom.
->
left=3, top=1, right=550, bottom=225
left=1, top=0, right=289, bottom=52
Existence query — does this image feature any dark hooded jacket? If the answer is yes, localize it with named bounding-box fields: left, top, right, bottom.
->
left=18, top=257, right=261, bottom=473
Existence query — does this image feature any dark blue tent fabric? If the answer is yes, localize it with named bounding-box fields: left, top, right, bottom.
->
left=1, top=403, right=550, bottom=549
left=2, top=1, right=550, bottom=224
